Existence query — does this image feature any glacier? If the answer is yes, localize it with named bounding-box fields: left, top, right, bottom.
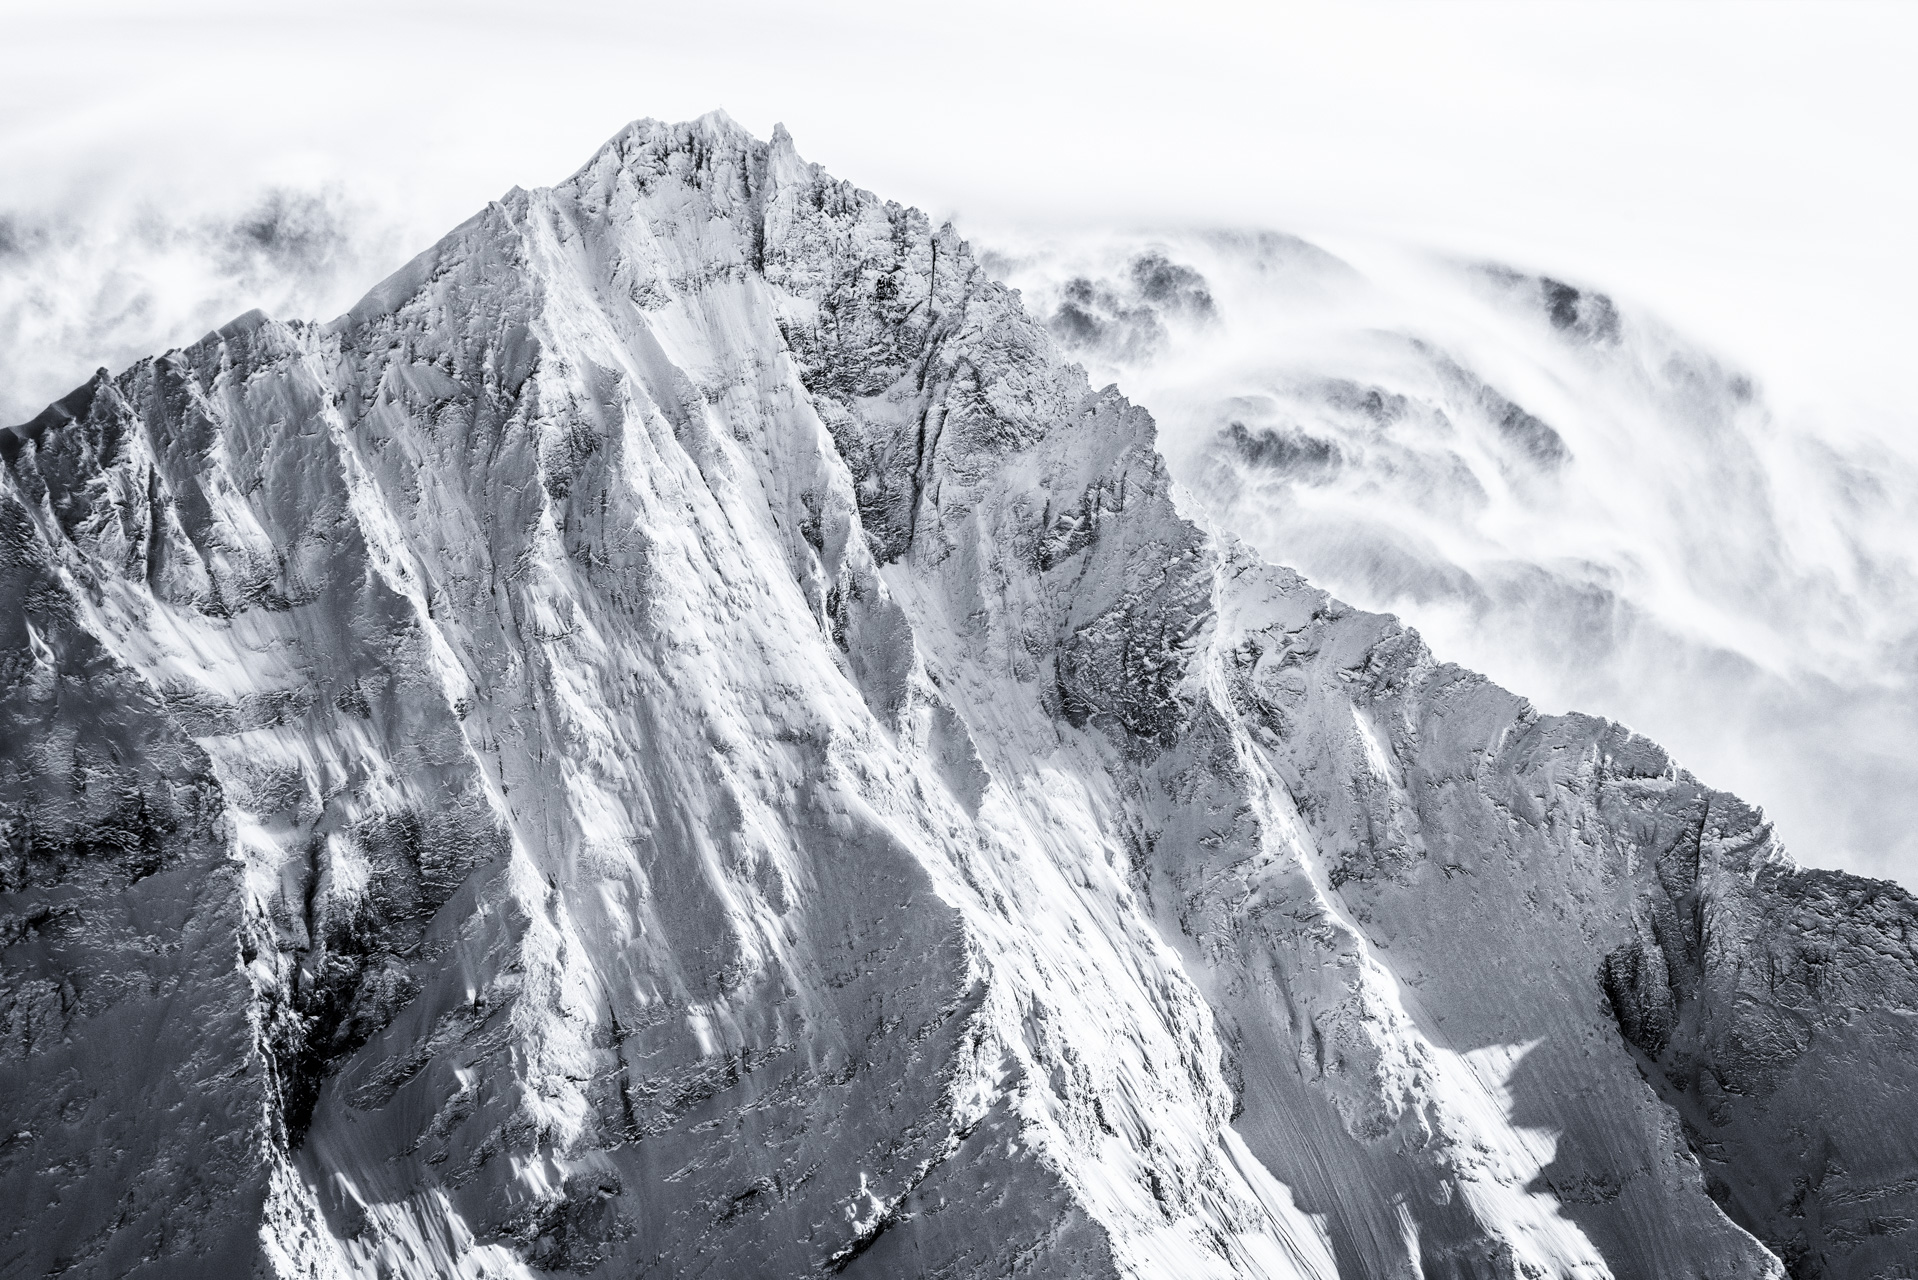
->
left=2, top=112, right=1915, bottom=1280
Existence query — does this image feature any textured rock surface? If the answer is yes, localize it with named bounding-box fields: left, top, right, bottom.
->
left=2, top=114, right=1914, bottom=1280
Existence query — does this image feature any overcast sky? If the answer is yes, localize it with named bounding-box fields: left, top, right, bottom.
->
left=6, top=0, right=1916, bottom=416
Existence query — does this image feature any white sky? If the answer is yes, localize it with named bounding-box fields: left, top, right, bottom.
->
left=5, top=0, right=1915, bottom=420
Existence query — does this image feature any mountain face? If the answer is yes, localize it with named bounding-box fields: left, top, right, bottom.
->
left=2, top=113, right=1915, bottom=1280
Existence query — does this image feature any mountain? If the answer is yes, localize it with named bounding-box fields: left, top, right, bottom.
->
left=3, top=112, right=1914, bottom=1280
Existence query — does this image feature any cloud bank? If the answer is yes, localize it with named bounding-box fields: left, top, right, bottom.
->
left=7, top=149, right=1914, bottom=887
left=0, top=183, right=416, bottom=424
left=987, top=229, right=1918, bottom=884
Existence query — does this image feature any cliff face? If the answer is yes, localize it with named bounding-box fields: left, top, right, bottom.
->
left=2, top=114, right=1913, bottom=1280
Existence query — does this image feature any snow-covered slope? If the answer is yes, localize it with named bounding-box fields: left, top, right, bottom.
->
left=3, top=114, right=1914, bottom=1280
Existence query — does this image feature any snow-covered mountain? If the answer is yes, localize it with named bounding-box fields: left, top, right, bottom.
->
left=3, top=113, right=1914, bottom=1280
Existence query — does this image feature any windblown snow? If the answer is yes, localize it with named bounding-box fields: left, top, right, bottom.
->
left=3, top=114, right=1915, bottom=1280
left=982, top=229, right=1918, bottom=886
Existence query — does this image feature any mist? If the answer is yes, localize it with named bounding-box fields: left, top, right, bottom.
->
left=5, top=0, right=1915, bottom=883
left=0, top=182, right=419, bottom=424
left=985, top=228, right=1918, bottom=883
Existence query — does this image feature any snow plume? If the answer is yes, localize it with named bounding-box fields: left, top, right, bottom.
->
left=0, top=182, right=416, bottom=424
left=987, top=229, right=1918, bottom=885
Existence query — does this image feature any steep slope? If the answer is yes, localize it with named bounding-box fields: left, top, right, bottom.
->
left=2, top=114, right=1914, bottom=1280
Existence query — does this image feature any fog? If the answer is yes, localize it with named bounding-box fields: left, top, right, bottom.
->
left=5, top=0, right=1915, bottom=881
left=0, top=186, right=411, bottom=424
left=8, top=1, right=1916, bottom=403
left=986, top=229, right=1918, bottom=881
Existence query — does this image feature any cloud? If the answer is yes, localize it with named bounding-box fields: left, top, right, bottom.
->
left=987, top=226, right=1918, bottom=885
left=0, top=184, right=415, bottom=424
left=9, top=151, right=1918, bottom=889
left=1004, top=244, right=1219, bottom=365
left=219, top=187, right=359, bottom=278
